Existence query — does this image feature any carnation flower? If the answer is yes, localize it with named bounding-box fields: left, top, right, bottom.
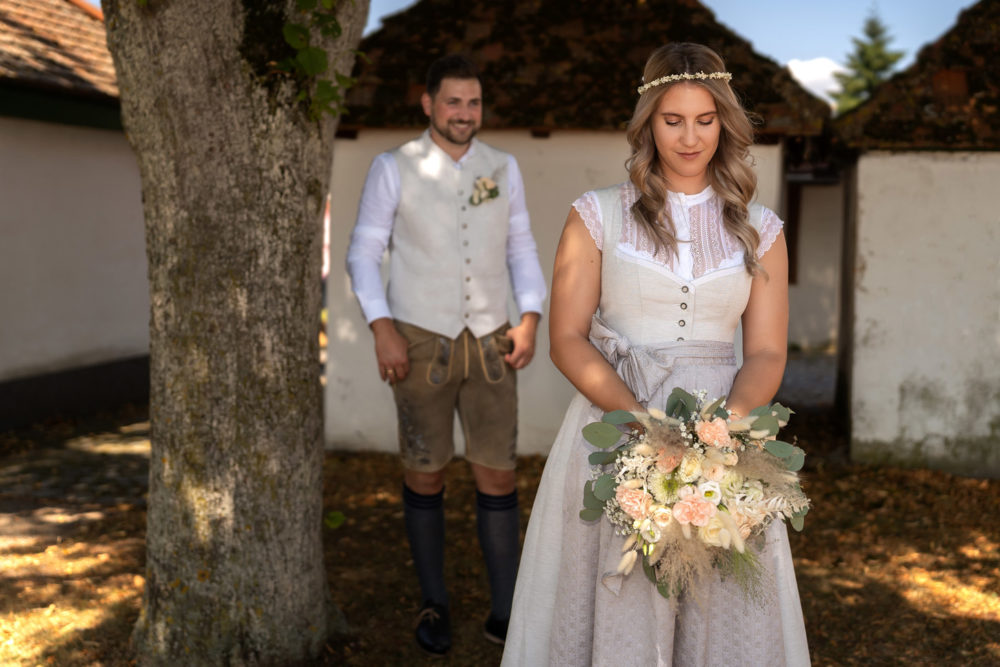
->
left=615, top=486, right=653, bottom=520
left=656, top=448, right=683, bottom=473
left=696, top=417, right=733, bottom=448
left=672, top=496, right=717, bottom=527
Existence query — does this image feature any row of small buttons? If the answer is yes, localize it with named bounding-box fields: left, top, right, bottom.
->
left=678, top=285, right=691, bottom=341
left=461, top=189, right=472, bottom=319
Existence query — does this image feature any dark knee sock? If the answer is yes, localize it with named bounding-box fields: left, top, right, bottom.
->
left=403, top=484, right=448, bottom=607
left=476, top=489, right=520, bottom=621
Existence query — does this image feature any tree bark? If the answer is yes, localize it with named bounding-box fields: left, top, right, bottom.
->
left=102, top=1, right=367, bottom=663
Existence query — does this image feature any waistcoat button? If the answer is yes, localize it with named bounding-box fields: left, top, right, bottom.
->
left=680, top=303, right=688, bottom=310
left=677, top=337, right=684, bottom=341
left=678, top=320, right=686, bottom=327
left=681, top=286, right=689, bottom=293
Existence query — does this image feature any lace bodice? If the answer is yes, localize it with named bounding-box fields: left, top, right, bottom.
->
left=572, top=183, right=783, bottom=281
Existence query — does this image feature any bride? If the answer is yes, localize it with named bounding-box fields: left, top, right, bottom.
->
left=502, top=43, right=810, bottom=666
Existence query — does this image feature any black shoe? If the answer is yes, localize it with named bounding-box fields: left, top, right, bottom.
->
left=483, top=614, right=509, bottom=645
left=415, top=602, right=451, bottom=657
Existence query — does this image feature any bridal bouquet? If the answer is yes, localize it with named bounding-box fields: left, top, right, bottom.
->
left=580, top=387, right=810, bottom=599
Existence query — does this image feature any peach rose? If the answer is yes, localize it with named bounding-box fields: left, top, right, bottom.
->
left=672, top=496, right=718, bottom=527
left=616, top=486, right=653, bottom=520
left=696, top=417, right=733, bottom=449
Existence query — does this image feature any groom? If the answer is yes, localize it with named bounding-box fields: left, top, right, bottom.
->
left=345, top=54, right=546, bottom=657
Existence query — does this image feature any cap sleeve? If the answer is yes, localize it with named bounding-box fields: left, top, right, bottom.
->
left=756, top=206, right=784, bottom=259
left=571, top=190, right=603, bottom=250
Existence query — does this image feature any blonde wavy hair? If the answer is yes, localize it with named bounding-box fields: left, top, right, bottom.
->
left=625, top=43, right=762, bottom=274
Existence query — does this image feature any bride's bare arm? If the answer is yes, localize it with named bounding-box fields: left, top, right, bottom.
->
left=727, top=230, right=789, bottom=416
left=549, top=208, right=644, bottom=414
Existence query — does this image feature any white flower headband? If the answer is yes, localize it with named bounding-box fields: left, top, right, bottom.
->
left=637, top=71, right=732, bottom=95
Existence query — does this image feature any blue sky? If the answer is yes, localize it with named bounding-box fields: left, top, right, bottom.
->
left=86, top=0, right=978, bottom=103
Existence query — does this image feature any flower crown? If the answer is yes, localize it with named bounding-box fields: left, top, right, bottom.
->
left=637, top=71, right=732, bottom=95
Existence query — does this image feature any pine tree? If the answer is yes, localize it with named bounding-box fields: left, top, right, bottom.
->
left=831, top=12, right=905, bottom=114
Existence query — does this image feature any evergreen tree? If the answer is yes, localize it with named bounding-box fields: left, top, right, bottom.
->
left=831, top=12, right=905, bottom=114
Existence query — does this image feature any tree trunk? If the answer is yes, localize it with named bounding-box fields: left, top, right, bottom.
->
left=102, top=1, right=367, bottom=663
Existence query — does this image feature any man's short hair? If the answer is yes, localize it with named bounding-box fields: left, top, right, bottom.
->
left=426, top=55, right=480, bottom=98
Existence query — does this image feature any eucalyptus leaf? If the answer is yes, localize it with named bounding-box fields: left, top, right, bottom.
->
left=582, top=483, right=604, bottom=510
left=282, top=23, right=310, bottom=50
left=771, top=403, right=793, bottom=423
left=666, top=387, right=696, bottom=419
left=602, top=410, right=636, bottom=425
left=714, top=405, right=730, bottom=419
left=790, top=514, right=804, bottom=531
left=749, top=405, right=770, bottom=417
left=784, top=450, right=805, bottom=472
left=752, top=414, right=780, bottom=435
left=582, top=422, right=622, bottom=449
left=764, top=440, right=796, bottom=458
left=593, top=474, right=617, bottom=501
left=701, top=395, right=726, bottom=419
left=579, top=508, right=604, bottom=522
left=588, top=450, right=617, bottom=466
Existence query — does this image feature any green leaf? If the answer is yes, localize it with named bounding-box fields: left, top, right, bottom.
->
left=323, top=510, right=345, bottom=530
left=790, top=514, right=805, bottom=531
left=749, top=405, right=770, bottom=417
left=313, top=79, right=341, bottom=103
left=579, top=508, right=604, bottom=521
left=282, top=23, right=310, bottom=50
left=582, top=482, right=604, bottom=510
left=714, top=405, right=730, bottom=419
left=353, top=49, right=372, bottom=65
left=335, top=72, right=357, bottom=89
left=701, top=395, right=726, bottom=419
left=784, top=449, right=805, bottom=472
left=656, top=581, right=673, bottom=599
left=319, top=0, right=335, bottom=8
left=296, top=47, right=328, bottom=76
left=751, top=414, right=780, bottom=435
left=764, top=440, right=796, bottom=458
left=296, top=0, right=318, bottom=10
left=588, top=450, right=617, bottom=466
left=771, top=403, right=793, bottom=423
left=316, top=14, right=343, bottom=38
left=593, top=473, right=617, bottom=501
left=582, top=422, right=622, bottom=449
left=602, top=410, right=636, bottom=425
left=295, top=89, right=309, bottom=102
left=641, top=555, right=657, bottom=583
left=665, top=387, right=697, bottom=419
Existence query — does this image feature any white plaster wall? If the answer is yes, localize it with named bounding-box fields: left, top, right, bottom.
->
left=324, top=130, right=782, bottom=455
left=788, top=183, right=842, bottom=349
left=851, top=151, right=1000, bottom=474
left=0, top=116, right=147, bottom=382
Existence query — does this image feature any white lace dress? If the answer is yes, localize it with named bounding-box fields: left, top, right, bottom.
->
left=501, top=184, right=810, bottom=667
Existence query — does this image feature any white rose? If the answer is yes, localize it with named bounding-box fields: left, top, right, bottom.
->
left=678, top=452, right=703, bottom=482
left=698, top=515, right=731, bottom=548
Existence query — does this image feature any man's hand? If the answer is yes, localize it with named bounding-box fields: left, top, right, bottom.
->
left=371, top=318, right=409, bottom=383
left=504, top=312, right=540, bottom=370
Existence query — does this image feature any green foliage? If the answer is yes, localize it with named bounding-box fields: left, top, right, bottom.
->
left=582, top=422, right=623, bottom=449
left=665, top=387, right=697, bottom=420
left=602, top=410, right=637, bottom=425
left=323, top=510, right=346, bottom=529
left=831, top=11, right=905, bottom=114
left=278, top=0, right=360, bottom=120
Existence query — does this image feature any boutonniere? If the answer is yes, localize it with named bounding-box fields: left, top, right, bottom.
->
left=470, top=176, right=500, bottom=206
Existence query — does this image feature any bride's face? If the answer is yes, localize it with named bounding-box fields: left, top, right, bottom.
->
left=651, top=83, right=721, bottom=195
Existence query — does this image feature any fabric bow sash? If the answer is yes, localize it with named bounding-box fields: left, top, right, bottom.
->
left=588, top=315, right=677, bottom=405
